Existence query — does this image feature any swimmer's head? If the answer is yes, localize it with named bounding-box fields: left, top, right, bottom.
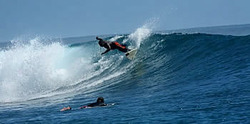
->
left=97, top=97, right=104, bottom=103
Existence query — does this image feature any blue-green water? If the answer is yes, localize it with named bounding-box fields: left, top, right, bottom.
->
left=0, top=26, right=250, bottom=123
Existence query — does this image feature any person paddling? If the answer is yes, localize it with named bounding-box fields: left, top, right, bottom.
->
left=80, top=97, right=107, bottom=109
left=60, top=97, right=107, bottom=111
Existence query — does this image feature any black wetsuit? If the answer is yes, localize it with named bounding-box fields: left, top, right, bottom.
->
left=109, top=42, right=129, bottom=52
left=98, top=38, right=130, bottom=53
left=87, top=102, right=107, bottom=107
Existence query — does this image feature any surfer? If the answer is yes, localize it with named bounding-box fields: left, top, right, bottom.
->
left=96, top=37, right=130, bottom=55
left=60, top=97, right=107, bottom=111
left=80, top=97, right=107, bottom=109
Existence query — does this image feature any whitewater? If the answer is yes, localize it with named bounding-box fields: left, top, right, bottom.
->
left=0, top=24, right=250, bottom=123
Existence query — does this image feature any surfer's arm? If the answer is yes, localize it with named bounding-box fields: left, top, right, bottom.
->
left=101, top=43, right=111, bottom=55
left=60, top=106, right=71, bottom=111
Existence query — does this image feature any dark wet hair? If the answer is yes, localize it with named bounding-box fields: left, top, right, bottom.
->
left=97, top=97, right=104, bottom=103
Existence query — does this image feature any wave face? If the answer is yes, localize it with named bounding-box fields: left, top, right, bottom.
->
left=0, top=28, right=250, bottom=123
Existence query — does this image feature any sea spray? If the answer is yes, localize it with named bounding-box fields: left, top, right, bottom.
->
left=0, top=37, right=92, bottom=102
left=127, top=18, right=158, bottom=48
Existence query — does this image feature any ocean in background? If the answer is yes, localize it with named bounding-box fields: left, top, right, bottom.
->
left=0, top=24, right=250, bottom=123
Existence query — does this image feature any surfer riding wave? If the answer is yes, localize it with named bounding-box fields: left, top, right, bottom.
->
left=96, top=37, right=131, bottom=55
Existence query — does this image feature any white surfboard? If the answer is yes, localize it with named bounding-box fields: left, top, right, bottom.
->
left=125, top=49, right=137, bottom=60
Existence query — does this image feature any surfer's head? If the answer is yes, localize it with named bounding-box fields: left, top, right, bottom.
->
left=97, top=97, right=104, bottom=103
left=96, top=37, right=106, bottom=47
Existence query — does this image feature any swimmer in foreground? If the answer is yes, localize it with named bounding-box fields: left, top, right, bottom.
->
left=60, top=97, right=107, bottom=111
left=96, top=37, right=130, bottom=55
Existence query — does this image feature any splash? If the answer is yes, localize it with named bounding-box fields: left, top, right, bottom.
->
left=0, top=37, right=92, bottom=102
left=128, top=18, right=158, bottom=48
left=109, top=35, right=123, bottom=41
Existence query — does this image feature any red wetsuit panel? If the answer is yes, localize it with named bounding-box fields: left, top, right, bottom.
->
left=114, top=42, right=126, bottom=49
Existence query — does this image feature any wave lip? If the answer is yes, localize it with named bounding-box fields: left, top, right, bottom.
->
left=162, top=24, right=250, bottom=36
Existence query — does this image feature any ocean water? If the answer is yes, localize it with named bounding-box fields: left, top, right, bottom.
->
left=0, top=25, right=250, bottom=123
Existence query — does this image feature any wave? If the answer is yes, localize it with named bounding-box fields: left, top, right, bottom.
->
left=0, top=23, right=153, bottom=103
left=0, top=25, right=249, bottom=104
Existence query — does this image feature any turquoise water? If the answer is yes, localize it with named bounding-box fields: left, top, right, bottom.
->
left=0, top=26, right=250, bottom=123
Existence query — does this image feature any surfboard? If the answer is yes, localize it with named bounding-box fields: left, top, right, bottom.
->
left=125, top=49, right=137, bottom=60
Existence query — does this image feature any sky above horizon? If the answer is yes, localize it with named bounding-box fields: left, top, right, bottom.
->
left=0, top=0, right=250, bottom=41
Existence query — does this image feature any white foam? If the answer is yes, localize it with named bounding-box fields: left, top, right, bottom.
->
left=109, top=35, right=123, bottom=41
left=0, top=37, right=92, bottom=102
left=128, top=19, right=157, bottom=48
